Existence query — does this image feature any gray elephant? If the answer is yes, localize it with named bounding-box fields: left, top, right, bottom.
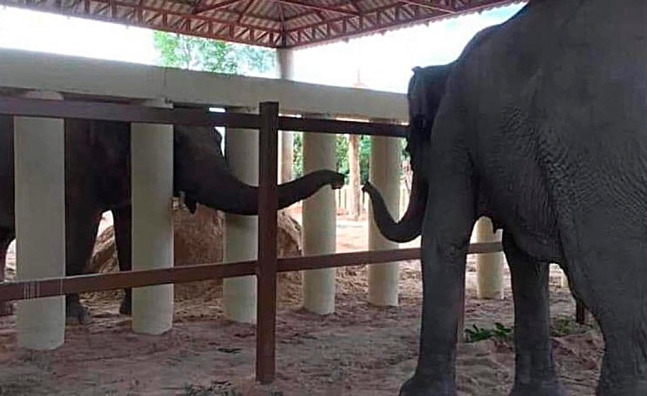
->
left=364, top=1, right=646, bottom=395
left=0, top=113, right=344, bottom=324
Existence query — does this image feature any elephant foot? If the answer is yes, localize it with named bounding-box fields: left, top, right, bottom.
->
left=399, top=376, right=456, bottom=396
left=596, top=379, right=647, bottom=396
left=0, top=301, right=14, bottom=316
left=510, top=381, right=567, bottom=396
left=66, top=300, right=92, bottom=325
left=119, top=294, right=131, bottom=316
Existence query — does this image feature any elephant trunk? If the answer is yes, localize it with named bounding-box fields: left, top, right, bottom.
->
left=363, top=177, right=427, bottom=243
left=183, top=163, right=344, bottom=216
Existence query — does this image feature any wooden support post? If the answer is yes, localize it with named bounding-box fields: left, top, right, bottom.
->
left=256, top=102, right=279, bottom=384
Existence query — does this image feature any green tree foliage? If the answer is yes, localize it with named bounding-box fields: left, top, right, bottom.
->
left=152, top=31, right=275, bottom=75
left=293, top=133, right=372, bottom=184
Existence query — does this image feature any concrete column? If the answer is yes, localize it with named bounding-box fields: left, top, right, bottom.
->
left=14, top=90, right=66, bottom=350
left=560, top=269, right=569, bottom=288
left=131, top=98, right=174, bottom=335
left=223, top=106, right=257, bottom=324
left=277, top=48, right=294, bottom=183
left=302, top=116, right=336, bottom=315
left=474, top=217, right=505, bottom=300
left=368, top=134, right=401, bottom=306
left=348, top=134, right=361, bottom=220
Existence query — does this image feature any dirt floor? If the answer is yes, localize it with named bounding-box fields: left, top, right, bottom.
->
left=0, top=210, right=603, bottom=396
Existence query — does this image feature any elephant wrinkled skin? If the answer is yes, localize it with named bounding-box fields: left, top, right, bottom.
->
left=364, top=1, right=646, bottom=395
left=0, top=114, right=344, bottom=324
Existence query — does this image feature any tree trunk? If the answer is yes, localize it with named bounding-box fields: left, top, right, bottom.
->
left=348, top=134, right=361, bottom=220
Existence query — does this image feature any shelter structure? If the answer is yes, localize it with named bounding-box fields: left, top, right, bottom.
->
left=0, top=0, right=523, bottom=349
left=3, top=0, right=522, bottom=48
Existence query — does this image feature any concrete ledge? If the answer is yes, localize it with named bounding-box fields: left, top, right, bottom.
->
left=0, top=48, right=407, bottom=120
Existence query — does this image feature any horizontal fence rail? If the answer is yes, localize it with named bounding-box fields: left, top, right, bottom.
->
left=0, top=243, right=503, bottom=303
left=0, top=97, right=407, bottom=137
left=280, top=116, right=407, bottom=137
left=0, top=96, right=260, bottom=129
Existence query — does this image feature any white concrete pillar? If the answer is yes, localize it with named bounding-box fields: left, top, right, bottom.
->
left=14, top=90, right=66, bottom=350
left=368, top=134, right=401, bottom=306
left=474, top=217, right=505, bottom=300
left=277, top=48, right=294, bottom=184
left=560, top=268, right=569, bottom=288
left=277, top=48, right=295, bottom=80
left=302, top=117, right=336, bottom=315
left=223, top=106, right=257, bottom=324
left=131, top=98, right=174, bottom=335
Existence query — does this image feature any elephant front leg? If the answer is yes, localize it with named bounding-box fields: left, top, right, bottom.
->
left=503, top=233, right=566, bottom=396
left=0, top=227, right=15, bottom=316
left=401, top=234, right=470, bottom=396
left=65, top=208, right=102, bottom=325
left=112, top=206, right=132, bottom=315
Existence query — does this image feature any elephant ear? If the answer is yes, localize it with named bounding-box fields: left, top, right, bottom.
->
left=407, top=63, right=454, bottom=141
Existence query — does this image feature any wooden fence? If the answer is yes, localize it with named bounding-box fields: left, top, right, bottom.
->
left=0, top=95, right=515, bottom=384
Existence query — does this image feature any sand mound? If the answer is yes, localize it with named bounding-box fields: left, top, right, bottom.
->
left=87, top=204, right=304, bottom=305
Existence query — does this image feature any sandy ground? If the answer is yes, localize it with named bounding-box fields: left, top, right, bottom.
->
left=0, top=211, right=602, bottom=395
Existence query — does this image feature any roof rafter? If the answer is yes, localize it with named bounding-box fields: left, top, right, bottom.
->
left=398, top=0, right=454, bottom=13
left=276, top=0, right=359, bottom=16
left=236, top=0, right=256, bottom=22
left=192, top=0, right=241, bottom=14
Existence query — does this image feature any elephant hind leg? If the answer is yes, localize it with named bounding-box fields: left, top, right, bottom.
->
left=503, top=233, right=566, bottom=396
left=562, top=237, right=647, bottom=396
left=112, top=206, right=132, bottom=315
left=0, top=227, right=15, bottom=316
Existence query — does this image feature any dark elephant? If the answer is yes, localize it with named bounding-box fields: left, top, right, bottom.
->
left=0, top=112, right=344, bottom=324
left=364, top=1, right=646, bottom=395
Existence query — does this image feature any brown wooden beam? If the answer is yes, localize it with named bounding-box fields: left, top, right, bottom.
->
left=0, top=261, right=256, bottom=303
left=0, top=243, right=503, bottom=303
left=256, top=101, right=280, bottom=384
left=279, top=115, right=407, bottom=137
left=0, top=97, right=260, bottom=129
left=0, top=97, right=407, bottom=137
left=237, top=0, right=257, bottom=22
left=193, top=0, right=242, bottom=14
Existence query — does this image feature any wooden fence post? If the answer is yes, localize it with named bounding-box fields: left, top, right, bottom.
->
left=256, top=102, right=279, bottom=384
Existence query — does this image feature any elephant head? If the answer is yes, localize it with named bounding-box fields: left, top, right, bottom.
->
left=172, top=124, right=345, bottom=215
left=362, top=64, right=453, bottom=242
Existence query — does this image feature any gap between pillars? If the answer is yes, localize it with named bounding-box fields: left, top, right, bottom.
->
left=256, top=101, right=279, bottom=384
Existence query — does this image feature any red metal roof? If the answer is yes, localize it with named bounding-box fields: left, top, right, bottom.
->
left=0, top=0, right=523, bottom=48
